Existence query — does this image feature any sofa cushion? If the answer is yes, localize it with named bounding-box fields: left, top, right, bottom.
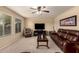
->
left=66, top=34, right=78, bottom=42
left=63, top=33, right=67, bottom=38
left=66, top=34, right=71, bottom=40
left=58, top=32, right=67, bottom=39
left=58, top=32, right=62, bottom=36
left=69, top=36, right=78, bottom=42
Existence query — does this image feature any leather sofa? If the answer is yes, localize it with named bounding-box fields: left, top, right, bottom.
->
left=49, top=29, right=79, bottom=53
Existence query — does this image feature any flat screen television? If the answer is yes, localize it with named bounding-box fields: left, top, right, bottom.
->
left=35, top=23, right=45, bottom=29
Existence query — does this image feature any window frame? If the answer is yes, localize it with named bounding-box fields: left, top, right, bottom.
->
left=0, top=14, right=12, bottom=37
left=15, top=18, right=21, bottom=33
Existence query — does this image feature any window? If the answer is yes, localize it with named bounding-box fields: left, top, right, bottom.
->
left=15, top=18, right=21, bottom=33
left=0, top=14, right=11, bottom=37
left=0, top=25, right=3, bottom=36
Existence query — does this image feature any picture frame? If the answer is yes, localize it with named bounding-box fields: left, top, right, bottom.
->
left=60, top=15, right=77, bottom=26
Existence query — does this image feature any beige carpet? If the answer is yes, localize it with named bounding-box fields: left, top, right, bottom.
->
left=0, top=36, right=63, bottom=53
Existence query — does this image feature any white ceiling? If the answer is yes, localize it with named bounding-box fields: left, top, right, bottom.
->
left=7, top=6, right=74, bottom=19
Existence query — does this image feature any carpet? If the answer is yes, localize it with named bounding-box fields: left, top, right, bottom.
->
left=0, top=36, right=63, bottom=53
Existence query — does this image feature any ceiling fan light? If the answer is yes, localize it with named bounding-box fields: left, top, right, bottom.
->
left=36, top=12, right=39, bottom=14
left=36, top=11, right=41, bottom=14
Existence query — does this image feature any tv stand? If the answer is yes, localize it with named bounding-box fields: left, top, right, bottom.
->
left=34, top=30, right=46, bottom=36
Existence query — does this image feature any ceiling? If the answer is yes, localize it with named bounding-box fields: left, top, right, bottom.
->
left=7, top=6, right=74, bottom=19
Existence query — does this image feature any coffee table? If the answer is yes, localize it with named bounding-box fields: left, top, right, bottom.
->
left=37, top=35, right=49, bottom=49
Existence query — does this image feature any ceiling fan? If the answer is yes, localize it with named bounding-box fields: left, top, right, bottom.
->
left=30, top=6, right=50, bottom=14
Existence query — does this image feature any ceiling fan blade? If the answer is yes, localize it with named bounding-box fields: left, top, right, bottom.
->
left=32, top=11, right=36, bottom=14
left=43, top=6, right=46, bottom=8
left=42, top=10, right=50, bottom=13
left=30, top=8, right=37, bottom=10
left=37, top=6, right=41, bottom=11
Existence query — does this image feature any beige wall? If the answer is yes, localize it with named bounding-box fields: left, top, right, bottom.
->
left=25, top=17, right=54, bottom=31
left=1, top=6, right=78, bottom=50
left=54, top=6, right=79, bottom=31
left=0, top=7, right=25, bottom=50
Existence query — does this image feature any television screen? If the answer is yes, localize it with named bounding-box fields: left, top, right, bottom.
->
left=35, top=23, right=45, bottom=29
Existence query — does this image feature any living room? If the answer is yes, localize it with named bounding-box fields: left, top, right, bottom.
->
left=0, top=6, right=79, bottom=53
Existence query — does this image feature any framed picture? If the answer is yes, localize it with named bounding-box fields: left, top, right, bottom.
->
left=60, top=15, right=77, bottom=26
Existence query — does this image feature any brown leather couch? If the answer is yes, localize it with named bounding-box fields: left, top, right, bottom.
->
left=49, top=29, right=79, bottom=53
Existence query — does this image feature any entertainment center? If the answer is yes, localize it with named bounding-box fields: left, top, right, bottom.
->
left=34, top=23, right=46, bottom=36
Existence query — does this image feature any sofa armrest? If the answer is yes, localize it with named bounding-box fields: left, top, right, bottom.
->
left=70, top=41, right=79, bottom=44
left=63, top=40, right=76, bottom=53
left=49, top=31, right=57, bottom=35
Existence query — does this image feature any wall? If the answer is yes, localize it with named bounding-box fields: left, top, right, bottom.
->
left=0, top=7, right=25, bottom=50
left=54, top=6, right=79, bottom=31
left=26, top=17, right=54, bottom=31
